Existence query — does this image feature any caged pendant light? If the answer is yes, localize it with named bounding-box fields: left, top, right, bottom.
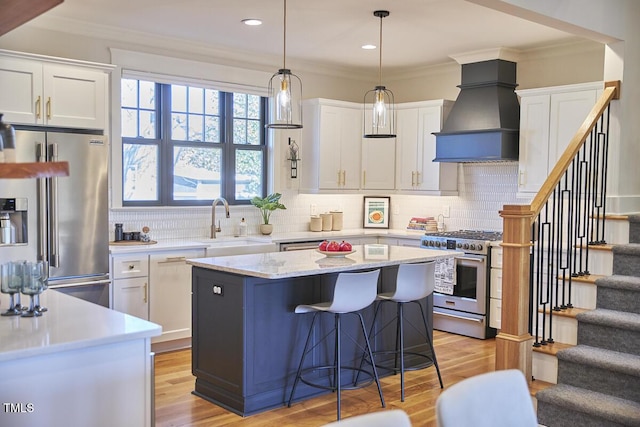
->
left=266, top=0, right=303, bottom=129
left=363, top=10, right=396, bottom=138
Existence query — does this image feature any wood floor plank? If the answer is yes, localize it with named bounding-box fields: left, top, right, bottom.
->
left=154, top=331, right=518, bottom=426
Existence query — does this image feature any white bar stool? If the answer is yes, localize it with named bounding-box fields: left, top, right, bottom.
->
left=362, top=261, right=443, bottom=402
left=287, top=269, right=385, bottom=421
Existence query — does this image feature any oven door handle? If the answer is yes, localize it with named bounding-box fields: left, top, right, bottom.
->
left=435, top=311, right=484, bottom=323
left=455, top=256, right=485, bottom=263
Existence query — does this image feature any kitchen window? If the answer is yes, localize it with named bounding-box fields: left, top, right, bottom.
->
left=121, top=78, right=267, bottom=206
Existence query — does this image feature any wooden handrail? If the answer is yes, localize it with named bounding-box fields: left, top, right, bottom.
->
left=530, top=81, right=620, bottom=218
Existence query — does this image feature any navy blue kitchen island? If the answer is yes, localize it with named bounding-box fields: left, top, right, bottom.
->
left=187, top=245, right=460, bottom=416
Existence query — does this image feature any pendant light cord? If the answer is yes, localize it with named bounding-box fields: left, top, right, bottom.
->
left=378, top=12, right=383, bottom=86
left=283, top=0, right=287, bottom=70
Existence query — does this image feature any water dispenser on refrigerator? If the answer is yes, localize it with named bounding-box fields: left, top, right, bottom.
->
left=0, top=198, right=27, bottom=245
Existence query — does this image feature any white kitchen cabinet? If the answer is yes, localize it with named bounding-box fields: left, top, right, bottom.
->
left=300, top=99, right=362, bottom=191
left=149, top=249, right=204, bottom=345
left=0, top=50, right=109, bottom=129
left=112, top=253, right=149, bottom=320
left=396, top=100, right=457, bottom=193
left=362, top=137, right=396, bottom=190
left=489, top=246, right=503, bottom=330
left=517, top=82, right=603, bottom=195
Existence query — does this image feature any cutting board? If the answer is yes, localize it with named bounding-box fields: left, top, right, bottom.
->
left=109, top=240, right=158, bottom=246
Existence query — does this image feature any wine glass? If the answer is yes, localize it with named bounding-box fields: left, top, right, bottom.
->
left=1, top=261, right=23, bottom=316
left=33, top=261, right=49, bottom=313
left=21, top=261, right=45, bottom=317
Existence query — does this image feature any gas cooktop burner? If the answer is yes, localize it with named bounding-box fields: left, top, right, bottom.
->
left=423, top=230, right=503, bottom=241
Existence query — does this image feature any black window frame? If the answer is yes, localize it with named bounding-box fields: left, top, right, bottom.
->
left=121, top=80, right=268, bottom=207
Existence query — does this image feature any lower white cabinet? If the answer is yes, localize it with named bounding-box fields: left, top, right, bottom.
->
left=112, top=253, right=150, bottom=320
left=149, top=249, right=204, bottom=344
left=489, top=246, right=503, bottom=330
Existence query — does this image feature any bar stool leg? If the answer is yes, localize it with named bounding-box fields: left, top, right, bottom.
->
left=287, top=312, right=319, bottom=407
left=398, top=302, right=406, bottom=402
left=415, top=301, right=443, bottom=388
left=335, top=313, right=342, bottom=420
left=357, top=312, right=386, bottom=409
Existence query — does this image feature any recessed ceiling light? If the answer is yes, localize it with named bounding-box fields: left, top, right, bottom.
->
left=242, top=18, right=262, bottom=26
left=362, top=44, right=377, bottom=50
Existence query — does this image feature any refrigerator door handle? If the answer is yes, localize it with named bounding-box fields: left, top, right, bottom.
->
left=36, top=142, right=48, bottom=263
left=49, top=143, right=60, bottom=268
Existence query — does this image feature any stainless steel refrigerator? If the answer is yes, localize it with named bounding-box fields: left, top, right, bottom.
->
left=0, top=128, right=110, bottom=307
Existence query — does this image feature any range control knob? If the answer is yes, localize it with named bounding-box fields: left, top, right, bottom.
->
left=457, top=243, right=462, bottom=248
left=435, top=241, right=441, bottom=247
left=477, top=244, right=483, bottom=251
left=463, top=243, right=469, bottom=250
left=469, top=244, right=476, bottom=250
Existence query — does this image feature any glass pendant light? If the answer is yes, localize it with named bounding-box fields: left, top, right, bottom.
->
left=266, top=0, right=303, bottom=129
left=363, top=10, right=396, bottom=138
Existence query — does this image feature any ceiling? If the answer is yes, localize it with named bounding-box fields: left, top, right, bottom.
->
left=28, top=0, right=584, bottom=74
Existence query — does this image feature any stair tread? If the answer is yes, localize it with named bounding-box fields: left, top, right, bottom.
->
left=596, top=274, right=640, bottom=290
left=613, top=242, right=640, bottom=254
left=539, top=307, right=590, bottom=318
left=533, top=341, right=574, bottom=356
left=529, top=379, right=554, bottom=397
left=537, top=384, right=640, bottom=424
left=559, top=345, right=640, bottom=377
left=577, top=308, right=640, bottom=331
left=560, top=274, right=604, bottom=285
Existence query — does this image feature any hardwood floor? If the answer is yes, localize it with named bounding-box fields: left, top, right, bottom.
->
left=155, top=331, right=501, bottom=427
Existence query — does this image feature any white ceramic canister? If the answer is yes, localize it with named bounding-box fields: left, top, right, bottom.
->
left=330, top=211, right=343, bottom=231
left=320, top=213, right=333, bottom=231
left=309, top=216, right=322, bottom=232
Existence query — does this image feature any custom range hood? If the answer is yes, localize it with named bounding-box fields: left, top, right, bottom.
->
left=434, top=58, right=520, bottom=162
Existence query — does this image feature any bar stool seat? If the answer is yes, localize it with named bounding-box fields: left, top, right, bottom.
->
left=287, top=269, right=385, bottom=421
left=366, top=261, right=443, bottom=402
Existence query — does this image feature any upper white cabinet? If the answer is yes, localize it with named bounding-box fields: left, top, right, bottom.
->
left=0, top=51, right=110, bottom=129
left=301, top=99, right=362, bottom=191
left=362, top=136, right=396, bottom=190
left=517, top=82, right=603, bottom=195
left=396, top=100, right=457, bottom=193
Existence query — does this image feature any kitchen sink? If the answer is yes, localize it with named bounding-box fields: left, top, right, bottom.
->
left=194, top=237, right=277, bottom=256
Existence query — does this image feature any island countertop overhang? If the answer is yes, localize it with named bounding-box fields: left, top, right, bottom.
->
left=187, top=244, right=462, bottom=279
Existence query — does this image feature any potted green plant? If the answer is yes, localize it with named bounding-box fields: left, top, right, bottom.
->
left=250, top=193, right=286, bottom=235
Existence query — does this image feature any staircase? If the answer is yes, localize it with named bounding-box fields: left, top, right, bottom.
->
left=536, top=215, right=640, bottom=427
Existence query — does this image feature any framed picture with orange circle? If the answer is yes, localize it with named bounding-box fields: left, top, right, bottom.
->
left=363, top=196, right=390, bottom=229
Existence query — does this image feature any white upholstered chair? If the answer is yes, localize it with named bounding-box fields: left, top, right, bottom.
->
left=322, top=409, right=412, bottom=427
left=436, top=369, right=538, bottom=427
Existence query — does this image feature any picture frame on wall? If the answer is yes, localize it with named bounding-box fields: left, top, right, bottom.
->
left=363, top=196, right=390, bottom=229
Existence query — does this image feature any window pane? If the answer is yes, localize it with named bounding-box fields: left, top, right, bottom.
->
left=172, top=85, right=187, bottom=112
left=173, top=146, right=222, bottom=200
left=247, top=95, right=260, bottom=119
left=139, top=81, right=156, bottom=109
left=205, top=89, right=219, bottom=115
left=205, top=116, right=220, bottom=142
left=139, top=110, right=156, bottom=138
left=172, top=113, right=187, bottom=141
left=247, top=120, right=260, bottom=145
left=121, top=79, right=138, bottom=108
left=189, top=87, right=204, bottom=114
left=123, top=144, right=158, bottom=201
left=233, top=119, right=247, bottom=144
left=233, top=93, right=247, bottom=117
left=235, top=149, right=262, bottom=200
left=188, top=113, right=204, bottom=142
left=121, top=109, right=138, bottom=138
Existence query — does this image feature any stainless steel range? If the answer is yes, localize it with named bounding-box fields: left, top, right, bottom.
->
left=420, top=230, right=503, bottom=339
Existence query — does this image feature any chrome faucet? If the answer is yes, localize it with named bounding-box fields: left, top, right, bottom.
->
left=210, top=197, right=230, bottom=238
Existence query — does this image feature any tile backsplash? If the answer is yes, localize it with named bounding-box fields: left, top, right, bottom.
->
left=109, top=163, right=520, bottom=240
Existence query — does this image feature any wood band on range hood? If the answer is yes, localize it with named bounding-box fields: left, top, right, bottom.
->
left=0, top=0, right=64, bottom=36
left=0, top=161, right=69, bottom=179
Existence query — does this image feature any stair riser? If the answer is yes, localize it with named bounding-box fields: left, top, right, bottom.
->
left=613, top=252, right=640, bottom=276
left=557, top=359, right=640, bottom=403
left=532, top=352, right=558, bottom=383
left=577, top=322, right=640, bottom=356
left=605, top=220, right=630, bottom=245
left=628, top=221, right=640, bottom=244
left=537, top=401, right=629, bottom=427
left=536, top=314, right=577, bottom=345
left=534, top=281, right=597, bottom=311
left=597, top=287, right=640, bottom=314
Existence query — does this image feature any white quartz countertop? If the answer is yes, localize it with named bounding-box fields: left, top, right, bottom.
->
left=0, top=290, right=161, bottom=363
left=187, top=244, right=461, bottom=279
left=108, top=228, right=424, bottom=254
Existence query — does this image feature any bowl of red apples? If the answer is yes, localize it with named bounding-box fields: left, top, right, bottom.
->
left=316, top=240, right=355, bottom=257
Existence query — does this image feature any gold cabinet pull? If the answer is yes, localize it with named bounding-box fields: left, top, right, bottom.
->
left=36, top=96, right=42, bottom=119
left=342, top=170, right=346, bottom=186
left=363, top=170, right=366, bottom=187
left=46, top=97, right=52, bottom=119
left=416, top=171, right=421, bottom=186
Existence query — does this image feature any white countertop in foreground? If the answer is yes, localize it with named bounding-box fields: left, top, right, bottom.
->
left=0, top=291, right=161, bottom=363
left=187, top=244, right=462, bottom=279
